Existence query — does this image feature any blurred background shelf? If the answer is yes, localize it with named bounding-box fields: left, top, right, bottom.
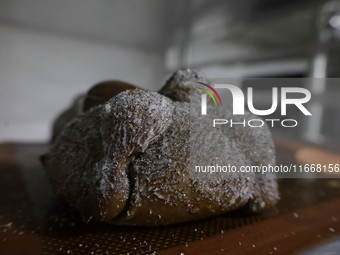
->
left=1, top=0, right=340, bottom=148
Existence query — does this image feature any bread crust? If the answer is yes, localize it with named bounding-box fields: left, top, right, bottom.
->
left=42, top=86, right=279, bottom=226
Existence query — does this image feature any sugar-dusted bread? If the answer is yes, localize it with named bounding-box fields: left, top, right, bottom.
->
left=42, top=70, right=279, bottom=226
